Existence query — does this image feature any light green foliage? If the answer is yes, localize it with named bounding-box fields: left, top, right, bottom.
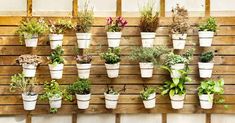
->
left=40, top=80, right=63, bottom=100
left=199, top=17, right=217, bottom=32
left=140, top=87, right=156, bottom=100
left=48, top=19, right=73, bottom=34
left=67, top=79, right=91, bottom=95
left=100, top=48, right=121, bottom=64
left=105, top=86, right=119, bottom=95
left=199, top=51, right=214, bottom=63
left=48, top=46, right=64, bottom=64
left=198, top=79, right=224, bottom=95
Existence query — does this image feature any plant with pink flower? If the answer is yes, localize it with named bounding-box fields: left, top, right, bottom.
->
left=105, top=17, right=128, bottom=32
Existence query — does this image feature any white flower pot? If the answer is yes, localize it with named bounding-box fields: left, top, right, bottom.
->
left=198, top=62, right=214, bottom=78
left=24, top=34, right=38, bottom=47
left=105, top=63, right=120, bottom=78
left=22, top=93, right=38, bottom=110
left=49, top=34, right=64, bottom=49
left=22, top=64, right=37, bottom=77
left=139, top=62, right=154, bottom=78
left=76, top=64, right=91, bottom=79
left=199, top=94, right=214, bottom=109
left=199, top=31, right=214, bottom=47
left=107, top=32, right=122, bottom=47
left=172, top=34, right=187, bottom=49
left=141, top=32, right=155, bottom=47
left=49, top=96, right=62, bottom=108
left=170, top=64, right=185, bottom=78
left=76, top=94, right=91, bottom=109
left=49, top=64, right=64, bottom=79
left=143, top=93, right=156, bottom=109
left=104, top=93, right=119, bottom=109
left=170, top=94, right=185, bottom=109
left=76, top=33, right=91, bottom=49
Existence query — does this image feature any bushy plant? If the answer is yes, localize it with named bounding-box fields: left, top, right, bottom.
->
left=76, top=55, right=92, bottom=64
left=199, top=17, right=217, bottom=32
left=67, top=79, right=91, bottom=95
left=48, top=19, right=73, bottom=34
left=198, top=79, right=224, bottom=95
left=100, top=48, right=121, bottom=64
left=199, top=51, right=214, bottom=63
left=140, top=87, right=156, bottom=100
left=171, top=4, right=190, bottom=34
left=16, top=54, right=41, bottom=66
left=48, top=46, right=64, bottom=65
left=139, top=0, right=159, bottom=32
left=105, top=17, right=128, bottom=32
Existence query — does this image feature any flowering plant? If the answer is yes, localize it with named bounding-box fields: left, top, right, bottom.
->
left=105, top=17, right=128, bottom=32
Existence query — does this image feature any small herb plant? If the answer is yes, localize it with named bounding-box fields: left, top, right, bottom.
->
left=171, top=4, right=190, bottom=34
left=16, top=18, right=47, bottom=43
left=16, top=54, right=41, bottom=66
left=67, top=79, right=91, bottom=96
left=100, top=48, right=121, bottom=64
left=199, top=51, right=214, bottom=63
left=105, top=17, right=128, bottom=32
left=75, top=55, right=92, bottom=64
left=48, top=19, right=73, bottom=34
left=140, top=87, right=156, bottom=100
left=139, top=0, right=159, bottom=32
left=48, top=46, right=64, bottom=65
left=199, top=17, right=217, bottom=32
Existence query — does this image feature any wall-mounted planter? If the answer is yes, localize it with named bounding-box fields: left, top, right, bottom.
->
left=22, top=64, right=37, bottom=77
left=49, top=34, right=64, bottom=49
left=105, top=62, right=120, bottom=78
left=141, top=32, right=155, bottom=47
left=76, top=93, right=91, bottom=109
left=143, top=93, right=156, bottom=109
left=76, top=33, right=91, bottom=49
left=104, top=93, right=119, bottom=109
left=170, top=64, right=185, bottom=78
left=199, top=31, right=214, bottom=47
left=107, top=32, right=122, bottom=47
left=24, top=34, right=38, bottom=47
left=139, top=62, right=154, bottom=78
left=198, top=62, right=214, bottom=78
left=22, top=93, right=38, bottom=110
left=49, top=64, right=64, bottom=79
left=199, top=94, right=214, bottom=109
left=76, top=64, right=91, bottom=79
left=49, top=96, right=62, bottom=108
left=170, top=94, right=185, bottom=109
left=172, top=34, right=187, bottom=49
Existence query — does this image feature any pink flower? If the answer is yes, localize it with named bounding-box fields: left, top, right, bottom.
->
left=106, top=17, right=113, bottom=25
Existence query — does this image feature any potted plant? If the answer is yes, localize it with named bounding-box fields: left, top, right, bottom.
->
left=67, top=79, right=91, bottom=109
left=100, top=48, right=121, bottom=78
left=9, top=73, right=38, bottom=110
left=129, top=46, right=170, bottom=78
left=140, top=87, right=156, bottom=109
left=198, top=17, right=217, bottom=47
left=48, top=46, right=64, bottom=79
left=198, top=79, right=224, bottom=109
left=16, top=18, right=47, bottom=47
left=105, top=17, right=128, bottom=47
left=48, top=19, right=73, bottom=49
left=139, top=0, right=159, bottom=47
left=76, top=0, right=94, bottom=49
left=171, top=4, right=190, bottom=49
left=76, top=54, right=92, bottom=79
left=198, top=51, right=214, bottom=78
left=16, top=54, right=41, bottom=77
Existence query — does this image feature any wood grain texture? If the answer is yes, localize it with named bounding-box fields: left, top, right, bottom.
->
left=27, top=0, right=32, bottom=16
left=72, top=0, right=78, bottom=17
left=116, top=0, right=122, bottom=16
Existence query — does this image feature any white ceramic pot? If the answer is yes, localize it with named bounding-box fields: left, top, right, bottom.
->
left=76, top=64, right=91, bottom=79
left=172, top=34, right=187, bottom=49
left=199, top=31, right=214, bottom=47
left=198, top=62, right=214, bottom=78
left=199, top=94, right=214, bottom=109
left=22, top=93, right=38, bottom=110
left=105, top=62, right=120, bottom=78
left=141, top=32, right=155, bottom=47
left=107, top=32, right=122, bottom=47
left=76, top=93, right=91, bottom=109
left=170, top=64, right=185, bottom=78
left=104, top=93, right=119, bottom=109
left=49, top=64, right=64, bottom=79
left=170, top=94, right=185, bottom=109
left=49, top=96, right=62, bottom=108
left=139, top=62, right=154, bottom=78
left=49, top=34, right=64, bottom=49
left=22, top=64, right=37, bottom=77
left=143, top=93, right=156, bottom=109
left=76, top=33, right=91, bottom=49
left=24, top=34, right=38, bottom=47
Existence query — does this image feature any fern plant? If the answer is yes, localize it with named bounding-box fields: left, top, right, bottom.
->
left=48, top=46, right=64, bottom=65
left=100, top=48, right=121, bottom=64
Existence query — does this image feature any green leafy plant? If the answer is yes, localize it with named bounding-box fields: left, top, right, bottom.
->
left=48, top=46, right=64, bottom=65
left=199, top=51, right=214, bottom=63
left=48, top=19, right=73, bottom=34
left=105, top=17, right=128, bottom=32
left=140, top=87, right=156, bottom=100
left=100, top=48, right=121, bottom=64
left=76, top=0, right=94, bottom=33
left=16, top=18, right=47, bottom=43
left=139, top=0, right=159, bottom=32
left=199, top=17, right=217, bottom=32
left=16, top=54, right=41, bottom=66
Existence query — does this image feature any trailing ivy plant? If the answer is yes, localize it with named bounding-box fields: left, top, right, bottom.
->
left=48, top=46, right=64, bottom=65
left=198, top=17, right=217, bottom=32
left=140, top=87, right=156, bottom=100
left=100, top=48, right=121, bottom=64
left=48, top=19, right=73, bottom=34
left=199, top=51, right=214, bottom=63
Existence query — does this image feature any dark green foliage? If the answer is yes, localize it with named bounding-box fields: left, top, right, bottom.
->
left=100, top=48, right=121, bottom=64
left=48, top=46, right=64, bottom=64
left=67, top=79, right=91, bottom=95
left=199, top=51, right=214, bottom=63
